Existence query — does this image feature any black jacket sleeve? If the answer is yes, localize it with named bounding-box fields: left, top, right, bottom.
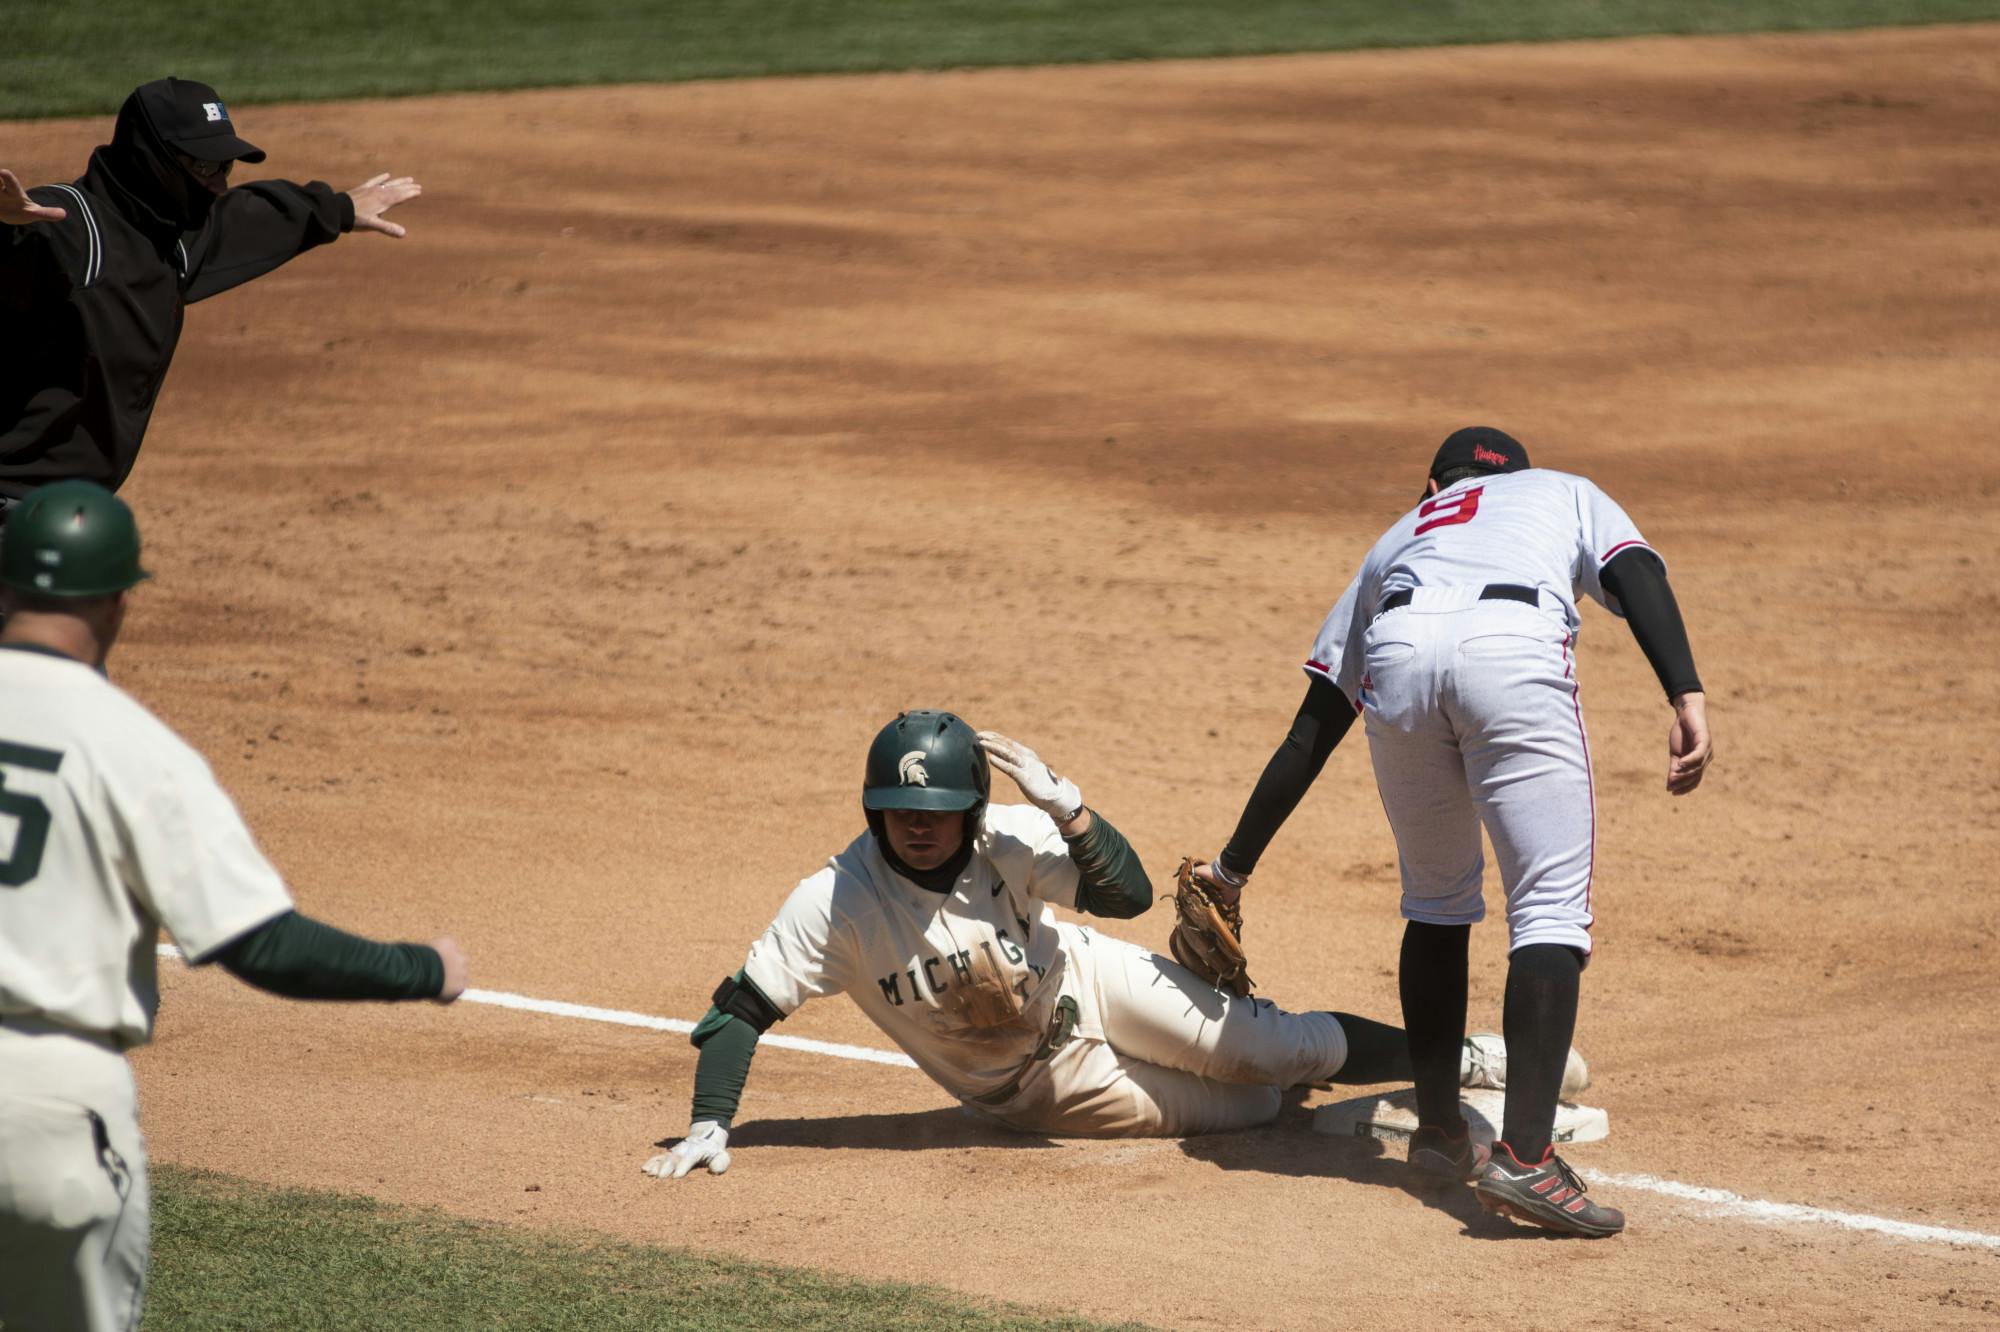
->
left=1600, top=548, right=1703, bottom=700
left=204, top=909, right=445, bottom=1000
left=182, top=180, right=354, bottom=302
left=1, top=209, right=76, bottom=314
left=1216, top=673, right=1358, bottom=879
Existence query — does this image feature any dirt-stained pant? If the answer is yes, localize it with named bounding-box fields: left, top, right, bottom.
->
left=0, top=1023, right=149, bottom=1332
left=970, top=923, right=1348, bottom=1136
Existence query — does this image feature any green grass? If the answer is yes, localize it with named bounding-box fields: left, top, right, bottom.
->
left=7, top=0, right=2000, bottom=118
left=148, top=1165, right=1160, bottom=1332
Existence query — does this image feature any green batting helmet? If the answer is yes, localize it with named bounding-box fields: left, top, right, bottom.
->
left=0, top=481, right=152, bottom=598
left=862, top=710, right=989, bottom=814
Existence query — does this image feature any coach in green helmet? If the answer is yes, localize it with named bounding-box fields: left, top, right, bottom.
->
left=642, top=710, right=1581, bottom=1180
left=0, top=481, right=469, bottom=1332
left=0, top=480, right=151, bottom=664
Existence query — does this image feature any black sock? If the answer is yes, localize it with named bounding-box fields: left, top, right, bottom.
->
left=1322, top=1011, right=1413, bottom=1085
left=1499, top=943, right=1583, bottom=1161
left=1398, top=921, right=1470, bottom=1131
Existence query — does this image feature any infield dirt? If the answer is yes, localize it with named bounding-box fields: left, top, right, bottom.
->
left=8, top=21, right=1997, bottom=1331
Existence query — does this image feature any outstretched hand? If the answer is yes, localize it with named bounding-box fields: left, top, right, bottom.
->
left=1, top=169, right=65, bottom=226
left=346, top=173, right=421, bottom=237
left=643, top=1122, right=732, bottom=1179
left=1666, top=692, right=1712, bottom=795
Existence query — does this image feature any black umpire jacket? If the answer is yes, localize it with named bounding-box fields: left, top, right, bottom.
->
left=1, top=102, right=354, bottom=506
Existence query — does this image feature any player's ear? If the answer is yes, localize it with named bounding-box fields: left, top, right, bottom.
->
left=1425, top=478, right=1440, bottom=497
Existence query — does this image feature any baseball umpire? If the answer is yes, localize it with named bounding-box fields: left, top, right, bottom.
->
left=0, top=77, right=420, bottom=519
left=1191, top=426, right=1711, bottom=1237
left=0, top=481, right=469, bottom=1331
left=642, top=709, right=1581, bottom=1179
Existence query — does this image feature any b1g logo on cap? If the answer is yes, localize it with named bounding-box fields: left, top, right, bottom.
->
left=203, top=101, right=227, bottom=122
left=898, top=752, right=930, bottom=786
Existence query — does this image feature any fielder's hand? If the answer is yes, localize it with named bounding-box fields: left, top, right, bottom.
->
left=1169, top=856, right=1253, bottom=997
left=977, top=731, right=1083, bottom=824
left=1666, top=691, right=1712, bottom=796
left=1, top=169, right=65, bottom=226
left=644, top=1121, right=731, bottom=1179
left=345, top=172, right=421, bottom=237
left=1191, top=858, right=1246, bottom=901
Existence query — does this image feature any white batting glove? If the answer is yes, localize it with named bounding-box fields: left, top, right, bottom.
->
left=977, top=731, right=1083, bottom=822
left=642, top=1121, right=731, bottom=1179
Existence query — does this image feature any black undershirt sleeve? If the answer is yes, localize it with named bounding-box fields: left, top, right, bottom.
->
left=1216, top=673, right=1358, bottom=879
left=205, top=909, right=444, bottom=1000
left=1599, top=548, right=1703, bottom=700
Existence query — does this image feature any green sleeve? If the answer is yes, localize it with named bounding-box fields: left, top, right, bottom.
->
left=205, top=910, right=444, bottom=1000
left=1066, top=809, right=1154, bottom=920
left=688, top=1009, right=760, bottom=1129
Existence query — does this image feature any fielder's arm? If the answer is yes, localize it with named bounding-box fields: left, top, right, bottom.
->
left=1598, top=548, right=1701, bottom=700
left=202, top=909, right=463, bottom=1001
left=1599, top=548, right=1712, bottom=794
left=1214, top=673, right=1356, bottom=882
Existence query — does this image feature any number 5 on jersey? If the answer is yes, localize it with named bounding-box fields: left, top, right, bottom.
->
left=0, top=739, right=63, bottom=887
left=1414, top=485, right=1483, bottom=536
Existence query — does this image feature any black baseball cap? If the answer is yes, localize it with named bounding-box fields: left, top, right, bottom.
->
left=133, top=78, right=266, bottom=164
left=1427, top=426, right=1530, bottom=493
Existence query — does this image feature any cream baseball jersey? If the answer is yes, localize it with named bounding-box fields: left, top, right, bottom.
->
left=0, top=646, right=294, bottom=1046
left=742, top=803, right=1081, bottom=1098
left=1306, top=469, right=1656, bottom=700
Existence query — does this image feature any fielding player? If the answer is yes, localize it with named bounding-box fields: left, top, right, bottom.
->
left=0, top=481, right=469, bottom=1331
left=643, top=710, right=1582, bottom=1179
left=1195, top=426, right=1711, bottom=1237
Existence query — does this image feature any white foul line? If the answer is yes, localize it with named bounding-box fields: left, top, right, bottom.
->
left=155, top=944, right=916, bottom=1070
left=1582, top=1170, right=2000, bottom=1251
left=457, top=986, right=919, bottom=1069
left=157, top=945, right=1999, bottom=1251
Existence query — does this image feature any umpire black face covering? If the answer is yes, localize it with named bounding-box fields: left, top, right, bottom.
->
left=95, top=82, right=227, bottom=239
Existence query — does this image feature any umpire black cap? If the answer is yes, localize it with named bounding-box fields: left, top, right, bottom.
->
left=1427, top=426, right=1530, bottom=493
left=132, top=78, right=267, bottom=164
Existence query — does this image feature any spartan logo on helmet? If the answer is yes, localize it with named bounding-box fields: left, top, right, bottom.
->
left=898, top=751, right=931, bottom=787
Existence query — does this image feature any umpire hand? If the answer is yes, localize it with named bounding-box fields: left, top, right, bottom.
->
left=345, top=172, right=421, bottom=237
left=0, top=169, right=66, bottom=225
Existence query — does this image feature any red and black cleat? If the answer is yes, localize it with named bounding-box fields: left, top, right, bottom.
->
left=1475, top=1141, right=1626, bottom=1237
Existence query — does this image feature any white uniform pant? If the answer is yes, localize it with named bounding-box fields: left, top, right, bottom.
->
left=969, top=924, right=1348, bottom=1136
left=1360, top=588, right=1596, bottom=955
left=0, top=1024, right=149, bottom=1332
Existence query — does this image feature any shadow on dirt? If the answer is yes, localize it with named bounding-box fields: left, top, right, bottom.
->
left=676, top=1107, right=1064, bottom=1152
left=1176, top=1092, right=1575, bottom=1243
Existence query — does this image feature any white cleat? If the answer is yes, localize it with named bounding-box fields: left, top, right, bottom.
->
left=1460, top=1033, right=1591, bottom=1100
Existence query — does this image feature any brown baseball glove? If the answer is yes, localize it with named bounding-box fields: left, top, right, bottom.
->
left=1168, top=857, right=1253, bottom=997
